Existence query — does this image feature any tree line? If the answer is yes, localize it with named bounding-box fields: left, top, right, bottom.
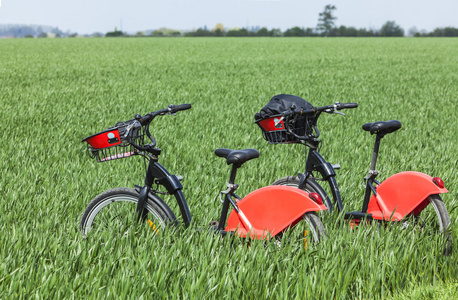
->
left=107, top=5, right=458, bottom=38
left=140, top=24, right=457, bottom=38
left=1, top=5, right=457, bottom=38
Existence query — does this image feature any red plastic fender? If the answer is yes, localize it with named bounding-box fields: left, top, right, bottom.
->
left=367, top=171, right=448, bottom=221
left=225, top=185, right=327, bottom=239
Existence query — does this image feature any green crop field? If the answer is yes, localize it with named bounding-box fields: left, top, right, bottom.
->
left=0, top=37, right=457, bottom=299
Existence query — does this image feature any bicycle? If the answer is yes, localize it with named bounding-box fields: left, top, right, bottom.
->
left=255, top=94, right=452, bottom=255
left=79, top=104, right=328, bottom=245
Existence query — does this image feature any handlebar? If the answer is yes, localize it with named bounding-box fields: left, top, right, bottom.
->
left=340, top=102, right=358, bottom=109
left=126, top=104, right=192, bottom=151
left=170, top=103, right=192, bottom=113
left=281, top=102, right=358, bottom=141
left=139, top=103, right=192, bottom=125
left=281, top=102, right=358, bottom=118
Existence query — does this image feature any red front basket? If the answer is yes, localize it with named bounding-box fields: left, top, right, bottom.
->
left=84, top=128, right=122, bottom=149
left=256, top=115, right=309, bottom=144
left=82, top=121, right=144, bottom=162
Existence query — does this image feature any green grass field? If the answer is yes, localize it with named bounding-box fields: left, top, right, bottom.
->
left=1, top=37, right=457, bottom=299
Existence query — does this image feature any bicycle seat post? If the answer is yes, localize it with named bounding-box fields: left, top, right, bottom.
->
left=361, top=134, right=382, bottom=213
left=362, top=120, right=402, bottom=175
left=214, top=148, right=259, bottom=231
left=369, top=134, right=382, bottom=174
left=228, top=164, right=240, bottom=184
left=216, top=164, right=240, bottom=231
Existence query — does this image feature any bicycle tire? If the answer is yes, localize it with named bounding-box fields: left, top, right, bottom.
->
left=272, top=176, right=333, bottom=209
left=275, top=210, right=327, bottom=248
left=417, top=194, right=452, bottom=256
left=80, top=187, right=172, bottom=237
left=303, top=211, right=327, bottom=243
left=271, top=177, right=328, bottom=246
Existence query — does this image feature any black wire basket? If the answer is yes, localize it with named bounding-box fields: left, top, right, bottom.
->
left=255, top=114, right=316, bottom=144
left=82, top=120, right=145, bottom=162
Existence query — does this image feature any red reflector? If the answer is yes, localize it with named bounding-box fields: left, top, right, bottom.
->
left=309, top=192, right=323, bottom=205
left=433, top=177, right=445, bottom=188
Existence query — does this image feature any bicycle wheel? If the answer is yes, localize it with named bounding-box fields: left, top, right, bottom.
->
left=80, top=187, right=172, bottom=237
left=303, top=211, right=327, bottom=243
left=413, top=194, right=452, bottom=256
left=275, top=211, right=327, bottom=248
left=272, top=176, right=332, bottom=209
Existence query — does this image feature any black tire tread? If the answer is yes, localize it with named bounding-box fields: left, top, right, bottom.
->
left=79, top=187, right=171, bottom=235
left=272, top=177, right=327, bottom=243
left=304, top=211, right=327, bottom=242
left=429, top=194, right=452, bottom=256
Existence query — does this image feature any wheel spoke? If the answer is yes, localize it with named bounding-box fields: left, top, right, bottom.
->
left=80, top=188, right=170, bottom=239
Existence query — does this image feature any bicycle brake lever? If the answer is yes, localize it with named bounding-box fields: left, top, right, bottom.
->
left=324, top=109, right=345, bottom=116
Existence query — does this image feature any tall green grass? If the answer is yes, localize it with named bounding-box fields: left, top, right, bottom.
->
left=0, top=38, right=457, bottom=298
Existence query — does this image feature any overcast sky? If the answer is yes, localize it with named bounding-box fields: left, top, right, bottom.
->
left=0, top=0, right=457, bottom=34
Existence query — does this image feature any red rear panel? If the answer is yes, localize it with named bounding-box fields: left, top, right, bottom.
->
left=225, top=185, right=327, bottom=239
left=258, top=117, right=285, bottom=131
left=367, top=171, right=448, bottom=221
left=86, top=129, right=122, bottom=149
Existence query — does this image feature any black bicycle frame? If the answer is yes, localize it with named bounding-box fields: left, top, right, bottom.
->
left=136, top=157, right=192, bottom=228
left=304, top=144, right=344, bottom=212
left=217, top=164, right=240, bottom=232
left=343, top=134, right=383, bottom=220
left=361, top=134, right=382, bottom=213
left=305, top=132, right=383, bottom=218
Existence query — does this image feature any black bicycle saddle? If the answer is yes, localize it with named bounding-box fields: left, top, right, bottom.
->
left=215, top=148, right=260, bottom=166
left=362, top=120, right=402, bottom=135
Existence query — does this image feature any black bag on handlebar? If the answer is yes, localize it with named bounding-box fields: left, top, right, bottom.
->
left=255, top=94, right=315, bottom=144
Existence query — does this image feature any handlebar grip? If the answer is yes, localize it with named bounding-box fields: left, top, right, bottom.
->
left=140, top=113, right=152, bottom=125
left=342, top=103, right=358, bottom=109
left=170, top=104, right=192, bottom=113
left=281, top=110, right=293, bottom=117
left=282, top=108, right=315, bottom=117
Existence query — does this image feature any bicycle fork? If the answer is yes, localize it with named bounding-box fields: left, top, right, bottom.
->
left=135, top=158, right=192, bottom=227
left=302, top=147, right=344, bottom=213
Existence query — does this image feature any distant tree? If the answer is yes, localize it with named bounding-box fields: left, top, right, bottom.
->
left=213, top=23, right=224, bottom=32
left=213, top=29, right=223, bottom=36
left=150, top=30, right=164, bottom=37
left=425, top=27, right=458, bottom=37
left=304, top=28, right=318, bottom=36
left=284, top=26, right=306, bottom=37
left=317, top=5, right=337, bottom=36
left=256, top=27, right=271, bottom=37
left=150, top=28, right=182, bottom=37
left=227, top=28, right=249, bottom=37
left=186, top=28, right=213, bottom=37
left=380, top=21, right=404, bottom=37
left=37, top=32, right=47, bottom=38
left=24, top=34, right=34, bottom=38
left=335, top=26, right=358, bottom=37
left=271, top=28, right=283, bottom=37
left=106, top=30, right=123, bottom=37
left=443, top=27, right=458, bottom=37
left=213, top=23, right=225, bottom=36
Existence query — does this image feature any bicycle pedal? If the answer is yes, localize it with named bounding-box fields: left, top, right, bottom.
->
left=209, top=221, right=219, bottom=228
left=331, top=164, right=341, bottom=170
